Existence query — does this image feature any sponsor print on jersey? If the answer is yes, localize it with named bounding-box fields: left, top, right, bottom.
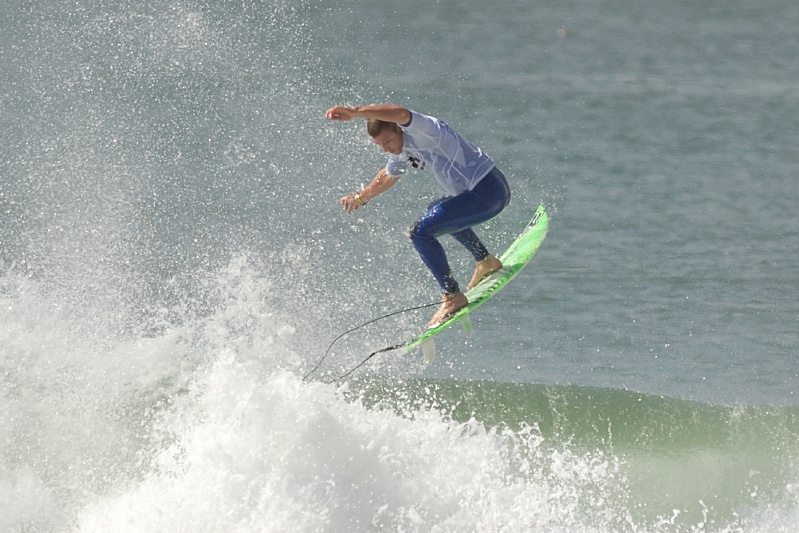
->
left=408, top=154, right=426, bottom=170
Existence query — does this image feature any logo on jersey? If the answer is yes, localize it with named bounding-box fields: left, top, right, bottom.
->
left=408, top=154, right=426, bottom=170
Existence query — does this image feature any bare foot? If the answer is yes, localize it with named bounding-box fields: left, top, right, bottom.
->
left=427, top=291, right=468, bottom=328
left=467, top=254, right=503, bottom=290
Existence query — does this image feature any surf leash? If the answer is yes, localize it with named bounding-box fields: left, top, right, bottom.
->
left=322, top=341, right=410, bottom=384
left=302, top=301, right=438, bottom=382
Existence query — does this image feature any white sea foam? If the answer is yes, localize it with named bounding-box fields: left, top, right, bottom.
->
left=2, top=258, right=798, bottom=533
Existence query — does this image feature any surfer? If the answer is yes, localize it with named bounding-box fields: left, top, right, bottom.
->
left=325, top=104, right=511, bottom=327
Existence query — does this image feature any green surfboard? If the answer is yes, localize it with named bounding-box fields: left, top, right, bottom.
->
left=406, top=204, right=549, bottom=363
left=307, top=204, right=549, bottom=383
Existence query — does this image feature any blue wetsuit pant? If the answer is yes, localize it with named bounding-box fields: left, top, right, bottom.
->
left=410, top=167, right=511, bottom=295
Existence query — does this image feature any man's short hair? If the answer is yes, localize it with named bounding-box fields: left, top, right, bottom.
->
left=367, top=118, right=398, bottom=138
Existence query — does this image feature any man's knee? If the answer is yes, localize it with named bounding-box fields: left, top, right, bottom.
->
left=409, top=220, right=432, bottom=242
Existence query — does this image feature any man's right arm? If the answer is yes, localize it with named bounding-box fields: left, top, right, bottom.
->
left=326, top=104, right=411, bottom=125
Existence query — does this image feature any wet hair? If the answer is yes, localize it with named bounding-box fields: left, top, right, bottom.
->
left=367, top=118, right=398, bottom=138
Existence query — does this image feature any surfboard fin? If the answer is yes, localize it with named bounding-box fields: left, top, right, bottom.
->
left=421, top=338, right=436, bottom=365
left=460, top=315, right=473, bottom=338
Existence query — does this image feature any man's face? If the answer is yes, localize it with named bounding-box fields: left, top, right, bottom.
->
left=371, top=127, right=403, bottom=155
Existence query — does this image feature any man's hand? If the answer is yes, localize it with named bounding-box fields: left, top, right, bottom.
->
left=325, top=106, right=357, bottom=121
left=340, top=193, right=364, bottom=214
left=338, top=169, right=398, bottom=215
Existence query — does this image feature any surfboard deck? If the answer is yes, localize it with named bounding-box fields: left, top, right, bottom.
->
left=406, top=204, right=549, bottom=363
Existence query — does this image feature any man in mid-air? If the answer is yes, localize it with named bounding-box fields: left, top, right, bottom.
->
left=325, top=104, right=511, bottom=327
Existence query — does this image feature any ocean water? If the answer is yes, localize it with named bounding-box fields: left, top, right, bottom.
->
left=1, top=0, right=798, bottom=531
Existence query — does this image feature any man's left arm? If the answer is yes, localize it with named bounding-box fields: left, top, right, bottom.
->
left=340, top=167, right=399, bottom=214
